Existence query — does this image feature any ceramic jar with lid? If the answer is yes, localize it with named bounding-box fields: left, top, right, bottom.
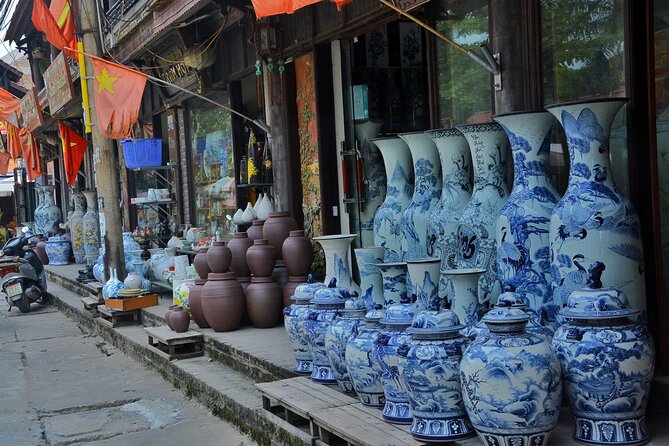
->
left=325, top=297, right=367, bottom=394
left=461, top=301, right=562, bottom=446
left=305, top=280, right=349, bottom=384
left=552, top=289, right=654, bottom=445
left=397, top=310, right=475, bottom=442
left=284, top=277, right=326, bottom=374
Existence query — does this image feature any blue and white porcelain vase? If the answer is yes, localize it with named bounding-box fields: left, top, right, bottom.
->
left=455, top=123, right=510, bottom=307
left=313, top=234, right=361, bottom=296
left=325, top=298, right=367, bottom=394
left=82, top=190, right=100, bottom=263
left=131, top=261, right=152, bottom=292
left=102, top=268, right=127, bottom=298
left=494, top=111, right=559, bottom=321
left=397, top=310, right=475, bottom=442
left=441, top=268, right=486, bottom=337
left=346, top=308, right=386, bottom=407
left=284, top=279, right=325, bottom=374
left=460, top=302, right=562, bottom=446
left=425, top=128, right=472, bottom=300
left=92, top=252, right=105, bottom=283
left=398, top=132, right=441, bottom=262
left=69, top=192, right=86, bottom=263
left=375, top=262, right=408, bottom=307
left=44, top=235, right=71, bottom=265
left=305, top=281, right=349, bottom=384
left=354, top=247, right=384, bottom=309
left=355, top=120, right=386, bottom=248
left=33, top=187, right=44, bottom=234
left=122, top=232, right=142, bottom=271
left=373, top=303, right=420, bottom=424
left=38, top=185, right=62, bottom=236
left=546, top=99, right=646, bottom=313
left=552, top=288, right=654, bottom=445
left=406, top=258, right=441, bottom=311
left=373, top=137, right=413, bottom=262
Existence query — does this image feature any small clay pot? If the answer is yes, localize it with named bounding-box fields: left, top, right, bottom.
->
left=193, top=248, right=211, bottom=280
left=207, top=241, right=232, bottom=273
left=246, top=239, right=276, bottom=277
left=170, top=307, right=190, bottom=333
left=201, top=272, right=244, bottom=332
left=227, top=232, right=253, bottom=277
left=188, top=279, right=209, bottom=329
left=247, top=219, right=265, bottom=241
left=35, top=240, right=49, bottom=265
left=246, top=277, right=282, bottom=328
left=263, top=212, right=298, bottom=260
left=272, top=260, right=289, bottom=292
left=282, top=230, right=313, bottom=276
left=165, top=304, right=180, bottom=330
left=283, top=275, right=308, bottom=307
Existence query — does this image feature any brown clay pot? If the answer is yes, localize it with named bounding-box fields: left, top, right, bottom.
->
left=201, top=272, right=244, bottom=332
left=262, top=212, right=298, bottom=259
left=227, top=232, right=253, bottom=277
left=283, top=275, right=308, bottom=307
left=188, top=279, right=209, bottom=329
left=35, top=241, right=49, bottom=265
left=207, top=241, right=232, bottom=273
left=246, top=277, right=283, bottom=328
left=272, top=259, right=289, bottom=292
left=246, top=239, right=276, bottom=277
left=238, top=276, right=251, bottom=326
left=282, top=230, right=313, bottom=276
left=193, top=248, right=211, bottom=280
left=165, top=304, right=180, bottom=330
left=170, top=307, right=190, bottom=333
left=247, top=219, right=265, bottom=241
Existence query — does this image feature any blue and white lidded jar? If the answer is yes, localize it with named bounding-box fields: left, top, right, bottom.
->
left=325, top=297, right=367, bottom=394
left=284, top=278, right=326, bottom=374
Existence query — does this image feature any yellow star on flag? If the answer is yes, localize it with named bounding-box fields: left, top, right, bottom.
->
left=96, top=68, right=118, bottom=94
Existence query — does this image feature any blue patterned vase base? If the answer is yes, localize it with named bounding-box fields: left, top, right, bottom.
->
left=336, top=379, right=356, bottom=395
left=574, top=416, right=648, bottom=446
left=293, top=359, right=313, bottom=375
left=411, top=415, right=476, bottom=443
left=356, top=391, right=385, bottom=408
left=475, top=429, right=551, bottom=446
left=382, top=399, right=413, bottom=424
left=311, top=364, right=337, bottom=384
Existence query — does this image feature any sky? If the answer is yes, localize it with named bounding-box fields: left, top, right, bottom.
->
left=0, top=0, right=17, bottom=59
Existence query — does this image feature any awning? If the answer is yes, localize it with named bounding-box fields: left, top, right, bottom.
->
left=0, top=175, right=15, bottom=194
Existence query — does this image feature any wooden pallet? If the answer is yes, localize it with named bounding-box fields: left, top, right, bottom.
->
left=310, top=403, right=421, bottom=446
left=256, top=377, right=358, bottom=437
left=81, top=296, right=104, bottom=317
left=145, top=326, right=204, bottom=360
left=97, top=305, right=141, bottom=328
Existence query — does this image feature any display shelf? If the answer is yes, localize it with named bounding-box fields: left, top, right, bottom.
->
left=130, top=199, right=174, bottom=205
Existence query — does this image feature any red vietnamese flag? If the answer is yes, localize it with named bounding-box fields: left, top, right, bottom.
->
left=19, top=128, right=42, bottom=181
left=50, top=0, right=76, bottom=49
left=91, top=58, right=147, bottom=139
left=6, top=123, right=21, bottom=159
left=58, top=121, right=88, bottom=186
left=0, top=88, right=20, bottom=127
left=251, top=0, right=321, bottom=17
left=31, top=0, right=76, bottom=50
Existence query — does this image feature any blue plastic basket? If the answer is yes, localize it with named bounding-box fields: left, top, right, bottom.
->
left=121, top=138, right=163, bottom=169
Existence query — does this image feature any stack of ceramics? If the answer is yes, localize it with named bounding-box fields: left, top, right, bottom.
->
left=228, top=232, right=254, bottom=301
left=282, top=230, right=313, bottom=306
left=263, top=211, right=298, bottom=294
left=284, top=277, right=326, bottom=374
left=246, top=239, right=282, bottom=328
left=193, top=247, right=211, bottom=280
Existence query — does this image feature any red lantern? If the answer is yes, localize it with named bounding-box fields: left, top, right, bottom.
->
left=331, top=0, right=352, bottom=11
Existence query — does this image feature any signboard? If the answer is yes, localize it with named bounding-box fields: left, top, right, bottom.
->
left=43, top=52, right=76, bottom=115
left=20, top=87, right=43, bottom=132
left=393, top=0, right=430, bottom=12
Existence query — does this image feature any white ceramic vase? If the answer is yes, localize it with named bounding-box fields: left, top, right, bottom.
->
left=441, top=268, right=486, bottom=336
left=313, top=234, right=361, bottom=296
left=82, top=190, right=100, bottom=263
left=241, top=202, right=256, bottom=223
left=354, top=247, right=384, bottom=309
left=355, top=119, right=386, bottom=248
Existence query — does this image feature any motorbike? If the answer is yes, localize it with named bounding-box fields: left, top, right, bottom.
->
left=0, top=232, right=48, bottom=313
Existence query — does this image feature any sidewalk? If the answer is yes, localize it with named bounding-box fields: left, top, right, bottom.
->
left=43, top=264, right=669, bottom=446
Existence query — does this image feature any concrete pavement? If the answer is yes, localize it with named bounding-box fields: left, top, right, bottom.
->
left=0, top=297, right=257, bottom=446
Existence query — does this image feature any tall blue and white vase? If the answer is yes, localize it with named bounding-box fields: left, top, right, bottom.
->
left=122, top=232, right=142, bottom=273
left=398, top=132, right=441, bottom=261
left=82, top=190, right=100, bottom=264
left=69, top=192, right=86, bottom=263
left=373, top=303, right=419, bottom=424
left=460, top=302, right=562, bottom=446
left=354, top=247, right=384, bottom=309
left=346, top=308, right=386, bottom=407
left=425, top=128, right=472, bottom=301
left=494, top=111, right=560, bottom=321
left=325, top=298, right=366, bottom=394
left=398, top=310, right=475, bottom=442
left=33, top=186, right=45, bottom=234
left=373, top=137, right=413, bottom=262
left=552, top=289, right=654, bottom=445
left=355, top=120, right=386, bottom=248
left=375, top=262, right=408, bottom=307
left=546, top=99, right=646, bottom=313
left=313, top=234, right=361, bottom=297
left=39, top=185, right=62, bottom=236
left=406, top=258, right=441, bottom=311
left=455, top=123, right=510, bottom=307
left=441, top=268, right=486, bottom=338
left=284, top=280, right=326, bottom=374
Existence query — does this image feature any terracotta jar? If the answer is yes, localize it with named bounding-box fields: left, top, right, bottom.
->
left=201, top=272, right=244, bottom=332
left=193, top=247, right=211, bottom=280
left=247, top=219, right=265, bottom=241
left=227, top=232, right=253, bottom=277
left=282, top=230, right=313, bottom=276
left=164, top=304, right=180, bottom=330
left=246, top=277, right=283, bottom=328
left=188, top=279, right=209, bottom=329
left=207, top=241, right=232, bottom=273
left=170, top=307, right=190, bottom=333
left=272, top=260, right=289, bottom=292
left=238, top=276, right=251, bottom=326
left=263, top=211, right=298, bottom=260
left=246, top=239, right=276, bottom=277
left=283, top=275, right=308, bottom=307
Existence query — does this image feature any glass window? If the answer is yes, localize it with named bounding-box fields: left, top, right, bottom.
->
left=188, top=92, right=237, bottom=237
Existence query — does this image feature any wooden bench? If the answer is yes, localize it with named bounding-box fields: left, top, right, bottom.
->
left=81, top=297, right=103, bottom=317
left=97, top=305, right=142, bottom=328
left=145, top=326, right=204, bottom=360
